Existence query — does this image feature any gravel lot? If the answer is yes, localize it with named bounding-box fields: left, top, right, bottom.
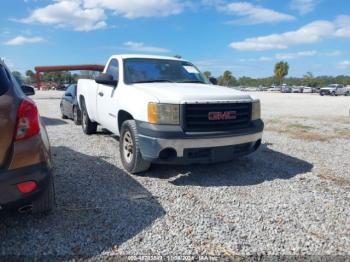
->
left=1, top=90, right=349, bottom=259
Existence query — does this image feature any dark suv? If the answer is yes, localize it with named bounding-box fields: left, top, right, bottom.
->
left=0, top=60, right=55, bottom=214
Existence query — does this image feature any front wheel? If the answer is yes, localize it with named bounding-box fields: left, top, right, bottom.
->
left=119, top=120, right=151, bottom=174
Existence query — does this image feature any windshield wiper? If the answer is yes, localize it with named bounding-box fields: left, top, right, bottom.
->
left=132, top=79, right=174, bottom=83
left=180, top=80, right=205, bottom=84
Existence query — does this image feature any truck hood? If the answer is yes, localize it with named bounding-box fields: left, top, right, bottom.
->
left=133, top=83, right=253, bottom=103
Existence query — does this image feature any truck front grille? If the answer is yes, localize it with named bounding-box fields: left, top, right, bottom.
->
left=183, top=102, right=252, bottom=132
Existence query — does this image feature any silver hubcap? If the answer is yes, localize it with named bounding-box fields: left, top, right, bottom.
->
left=123, top=131, right=134, bottom=163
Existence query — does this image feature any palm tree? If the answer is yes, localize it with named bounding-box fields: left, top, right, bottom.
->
left=203, top=71, right=211, bottom=78
left=219, top=70, right=236, bottom=86
left=274, top=61, right=289, bottom=85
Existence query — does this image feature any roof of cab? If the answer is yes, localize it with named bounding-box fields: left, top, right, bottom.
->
left=111, top=54, right=185, bottom=61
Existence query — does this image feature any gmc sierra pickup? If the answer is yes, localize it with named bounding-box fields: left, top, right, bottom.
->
left=77, top=55, right=264, bottom=173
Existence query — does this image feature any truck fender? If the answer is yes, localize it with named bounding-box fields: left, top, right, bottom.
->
left=118, top=110, right=134, bottom=133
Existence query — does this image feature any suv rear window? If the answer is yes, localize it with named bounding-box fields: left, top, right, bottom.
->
left=0, top=65, right=11, bottom=96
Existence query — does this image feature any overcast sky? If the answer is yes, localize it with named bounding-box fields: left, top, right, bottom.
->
left=1, top=0, right=350, bottom=77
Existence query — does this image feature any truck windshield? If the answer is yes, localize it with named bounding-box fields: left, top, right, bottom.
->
left=123, top=58, right=209, bottom=85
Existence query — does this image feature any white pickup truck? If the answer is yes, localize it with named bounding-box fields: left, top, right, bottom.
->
left=77, top=54, right=264, bottom=173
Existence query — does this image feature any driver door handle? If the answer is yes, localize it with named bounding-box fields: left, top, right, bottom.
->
left=98, top=92, right=104, bottom=97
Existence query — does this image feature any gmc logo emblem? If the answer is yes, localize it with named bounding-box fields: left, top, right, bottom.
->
left=208, top=111, right=237, bottom=121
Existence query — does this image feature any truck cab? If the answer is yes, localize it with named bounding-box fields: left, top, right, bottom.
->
left=77, top=54, right=264, bottom=173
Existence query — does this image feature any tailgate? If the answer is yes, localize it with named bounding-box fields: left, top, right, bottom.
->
left=0, top=68, right=17, bottom=168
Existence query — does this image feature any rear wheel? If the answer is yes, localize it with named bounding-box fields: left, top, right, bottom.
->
left=32, top=174, right=55, bottom=214
left=81, top=104, right=97, bottom=135
left=120, top=120, right=151, bottom=174
left=60, top=104, right=68, bottom=119
left=73, top=106, right=81, bottom=125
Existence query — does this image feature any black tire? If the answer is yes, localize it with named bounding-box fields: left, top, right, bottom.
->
left=119, top=120, right=151, bottom=174
left=73, top=106, right=81, bottom=125
left=345, top=91, right=350, bottom=96
left=320, top=92, right=324, bottom=96
left=331, top=92, right=336, bottom=96
left=32, top=174, right=55, bottom=214
left=81, top=102, right=97, bottom=135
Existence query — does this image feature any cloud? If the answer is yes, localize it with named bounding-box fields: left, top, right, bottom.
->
left=20, top=0, right=107, bottom=32
left=338, top=61, right=350, bottom=69
left=18, top=0, right=185, bottom=32
left=123, top=41, right=170, bottom=53
left=4, top=35, right=44, bottom=46
left=275, top=50, right=317, bottom=59
left=0, top=28, right=10, bottom=36
left=238, top=50, right=341, bottom=62
left=225, top=2, right=295, bottom=25
left=19, top=0, right=184, bottom=31
left=230, top=16, right=350, bottom=51
left=323, top=50, right=342, bottom=56
left=290, top=0, right=320, bottom=15
left=259, top=56, right=273, bottom=61
left=334, top=15, right=350, bottom=38
left=84, top=0, right=184, bottom=19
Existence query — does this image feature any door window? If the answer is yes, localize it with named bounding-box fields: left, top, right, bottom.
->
left=106, top=59, right=119, bottom=81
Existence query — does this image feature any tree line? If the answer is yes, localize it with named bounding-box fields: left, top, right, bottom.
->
left=11, top=70, right=89, bottom=86
left=204, top=61, right=350, bottom=87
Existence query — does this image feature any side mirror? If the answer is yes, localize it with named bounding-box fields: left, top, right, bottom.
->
left=209, top=77, right=218, bottom=85
left=95, top=73, right=118, bottom=87
left=21, top=85, right=35, bottom=96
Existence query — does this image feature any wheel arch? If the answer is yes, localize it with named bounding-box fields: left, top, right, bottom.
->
left=118, top=110, right=134, bottom=133
left=79, top=95, right=85, bottom=108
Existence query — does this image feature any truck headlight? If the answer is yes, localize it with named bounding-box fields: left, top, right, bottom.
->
left=148, top=103, right=180, bottom=125
left=251, top=100, right=261, bottom=120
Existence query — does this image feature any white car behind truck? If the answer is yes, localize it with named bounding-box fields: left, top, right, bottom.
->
left=77, top=55, right=264, bottom=173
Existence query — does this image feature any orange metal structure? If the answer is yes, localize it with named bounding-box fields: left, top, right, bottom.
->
left=34, top=64, right=104, bottom=89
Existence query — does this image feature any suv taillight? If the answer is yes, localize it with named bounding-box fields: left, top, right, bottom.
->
left=15, top=99, right=40, bottom=141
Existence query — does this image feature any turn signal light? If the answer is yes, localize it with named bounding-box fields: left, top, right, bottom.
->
left=148, top=103, right=158, bottom=124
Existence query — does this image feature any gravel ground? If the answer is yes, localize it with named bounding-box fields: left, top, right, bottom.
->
left=0, top=90, right=349, bottom=259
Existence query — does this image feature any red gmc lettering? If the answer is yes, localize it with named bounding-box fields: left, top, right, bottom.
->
left=208, top=111, right=237, bottom=121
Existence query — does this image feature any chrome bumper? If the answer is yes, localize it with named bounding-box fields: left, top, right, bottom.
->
left=139, top=132, right=263, bottom=157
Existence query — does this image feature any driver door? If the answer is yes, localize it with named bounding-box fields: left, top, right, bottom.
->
left=96, top=59, right=119, bottom=133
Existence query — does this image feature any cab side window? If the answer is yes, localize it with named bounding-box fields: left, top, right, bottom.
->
left=106, top=59, right=119, bottom=81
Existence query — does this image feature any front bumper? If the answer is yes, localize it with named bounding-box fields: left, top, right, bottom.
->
left=137, top=119, right=264, bottom=164
left=0, top=163, right=52, bottom=211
